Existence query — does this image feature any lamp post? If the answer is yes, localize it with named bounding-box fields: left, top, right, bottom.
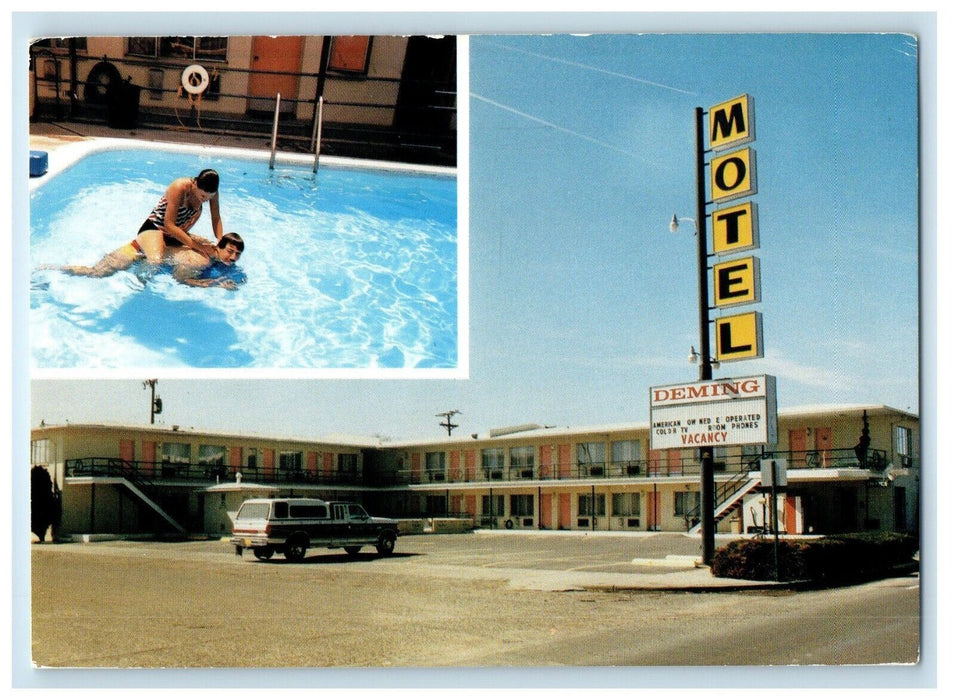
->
left=668, top=106, right=718, bottom=566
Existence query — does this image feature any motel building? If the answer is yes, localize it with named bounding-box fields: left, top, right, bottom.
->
left=30, top=403, right=919, bottom=542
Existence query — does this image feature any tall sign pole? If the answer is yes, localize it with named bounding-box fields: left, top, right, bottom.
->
left=694, top=106, right=716, bottom=566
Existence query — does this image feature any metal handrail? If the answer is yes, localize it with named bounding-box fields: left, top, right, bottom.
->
left=65, top=457, right=366, bottom=486
left=268, top=92, right=281, bottom=170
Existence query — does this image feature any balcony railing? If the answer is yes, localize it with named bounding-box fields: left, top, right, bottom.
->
left=64, top=447, right=891, bottom=490
left=382, top=447, right=891, bottom=486
left=65, top=457, right=364, bottom=486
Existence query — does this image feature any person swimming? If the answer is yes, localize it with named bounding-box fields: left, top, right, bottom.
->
left=48, top=232, right=246, bottom=290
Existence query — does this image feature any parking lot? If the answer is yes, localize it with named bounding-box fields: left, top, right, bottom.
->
left=30, top=531, right=921, bottom=670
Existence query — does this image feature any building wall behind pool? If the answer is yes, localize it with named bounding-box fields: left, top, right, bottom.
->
left=29, top=35, right=457, bottom=166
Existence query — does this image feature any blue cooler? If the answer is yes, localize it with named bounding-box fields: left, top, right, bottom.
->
left=30, top=150, right=48, bottom=178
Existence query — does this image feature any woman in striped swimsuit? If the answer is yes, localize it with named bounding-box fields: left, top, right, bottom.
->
left=137, top=168, right=224, bottom=263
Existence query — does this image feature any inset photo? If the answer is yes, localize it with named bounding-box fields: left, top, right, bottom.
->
left=28, top=35, right=463, bottom=374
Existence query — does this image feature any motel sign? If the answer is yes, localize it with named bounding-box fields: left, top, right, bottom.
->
left=649, top=375, right=778, bottom=450
left=709, top=94, right=763, bottom=362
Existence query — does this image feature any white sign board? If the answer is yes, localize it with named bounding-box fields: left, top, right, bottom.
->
left=649, top=375, right=777, bottom=450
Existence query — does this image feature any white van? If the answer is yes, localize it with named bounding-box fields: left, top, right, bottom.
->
left=231, top=497, right=399, bottom=561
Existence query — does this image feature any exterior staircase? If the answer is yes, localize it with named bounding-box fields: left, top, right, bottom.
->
left=686, top=471, right=761, bottom=534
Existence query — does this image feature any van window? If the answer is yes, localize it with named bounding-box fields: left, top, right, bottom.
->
left=290, top=505, right=327, bottom=519
left=348, top=504, right=369, bottom=519
left=236, top=502, right=270, bottom=520
left=272, top=501, right=289, bottom=519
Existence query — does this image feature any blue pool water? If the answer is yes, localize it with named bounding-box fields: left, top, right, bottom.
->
left=30, top=147, right=459, bottom=371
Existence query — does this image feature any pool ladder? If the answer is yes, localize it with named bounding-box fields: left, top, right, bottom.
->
left=269, top=93, right=324, bottom=173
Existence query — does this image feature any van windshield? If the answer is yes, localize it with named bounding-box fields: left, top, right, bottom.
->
left=236, top=502, right=271, bottom=520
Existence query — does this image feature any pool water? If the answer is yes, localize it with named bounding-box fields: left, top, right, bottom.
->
left=30, top=148, right=459, bottom=371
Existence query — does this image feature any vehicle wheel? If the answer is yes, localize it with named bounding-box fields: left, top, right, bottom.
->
left=284, top=537, right=307, bottom=562
left=253, top=546, right=274, bottom=561
left=376, top=531, right=396, bottom=555
left=344, top=546, right=362, bottom=555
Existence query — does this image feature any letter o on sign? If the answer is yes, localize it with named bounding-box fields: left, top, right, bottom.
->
left=710, top=147, right=756, bottom=203
left=715, top=157, right=746, bottom=191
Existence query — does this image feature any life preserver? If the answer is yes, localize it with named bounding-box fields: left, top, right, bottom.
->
left=84, top=61, right=122, bottom=104
left=504, top=519, right=514, bottom=530
left=181, top=64, right=209, bottom=95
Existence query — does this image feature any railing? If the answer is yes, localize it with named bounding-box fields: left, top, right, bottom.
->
left=381, top=448, right=890, bottom=486
left=65, top=447, right=891, bottom=490
left=66, top=457, right=365, bottom=486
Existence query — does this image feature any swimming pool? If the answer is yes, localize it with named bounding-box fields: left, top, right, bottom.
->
left=29, top=142, right=461, bottom=374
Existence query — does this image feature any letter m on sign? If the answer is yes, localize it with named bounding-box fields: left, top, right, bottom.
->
left=709, top=94, right=755, bottom=152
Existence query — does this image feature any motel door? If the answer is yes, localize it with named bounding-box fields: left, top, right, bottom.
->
left=119, top=439, right=134, bottom=463
left=815, top=427, right=832, bottom=468
left=540, top=492, right=553, bottom=529
left=141, top=440, right=156, bottom=477
left=248, top=36, right=304, bottom=113
left=789, top=429, right=807, bottom=467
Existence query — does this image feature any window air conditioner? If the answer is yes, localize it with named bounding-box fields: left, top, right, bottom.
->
left=577, top=517, right=591, bottom=528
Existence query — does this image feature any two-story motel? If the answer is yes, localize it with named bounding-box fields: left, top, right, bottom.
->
left=30, top=403, right=919, bottom=541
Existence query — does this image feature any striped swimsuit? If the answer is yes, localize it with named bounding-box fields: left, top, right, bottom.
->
left=139, top=195, right=202, bottom=246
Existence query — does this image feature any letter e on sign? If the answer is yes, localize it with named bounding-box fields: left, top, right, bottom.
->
left=710, top=148, right=757, bottom=204
left=713, top=256, right=760, bottom=308
left=715, top=312, right=763, bottom=362
left=709, top=94, right=755, bottom=152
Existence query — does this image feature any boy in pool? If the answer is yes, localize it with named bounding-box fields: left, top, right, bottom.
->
left=51, top=232, right=246, bottom=290
left=171, top=232, right=245, bottom=290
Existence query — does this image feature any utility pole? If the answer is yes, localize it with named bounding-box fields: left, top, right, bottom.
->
left=143, top=379, right=162, bottom=424
left=436, top=410, right=460, bottom=436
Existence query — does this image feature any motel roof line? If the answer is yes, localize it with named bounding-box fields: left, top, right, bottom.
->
left=31, top=404, right=917, bottom=449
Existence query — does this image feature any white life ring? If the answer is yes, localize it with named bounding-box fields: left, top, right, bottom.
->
left=181, top=64, right=209, bottom=95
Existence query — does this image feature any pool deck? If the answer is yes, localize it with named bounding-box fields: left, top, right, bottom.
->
left=30, top=120, right=275, bottom=154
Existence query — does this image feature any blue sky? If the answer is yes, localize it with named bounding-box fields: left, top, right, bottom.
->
left=23, top=24, right=927, bottom=441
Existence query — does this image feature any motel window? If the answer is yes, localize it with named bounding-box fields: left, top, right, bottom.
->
left=674, top=491, right=700, bottom=517
left=198, top=445, right=226, bottom=466
left=612, top=492, right=641, bottom=517
left=509, top=446, right=535, bottom=469
left=481, top=494, right=505, bottom=517
left=246, top=448, right=258, bottom=470
left=578, top=494, right=606, bottom=517
left=32, top=38, right=88, bottom=53
left=31, top=439, right=50, bottom=466
left=279, top=451, right=303, bottom=471
left=426, top=452, right=446, bottom=480
left=482, top=448, right=505, bottom=479
left=328, top=36, right=372, bottom=74
left=612, top=440, right=641, bottom=465
left=510, top=495, right=534, bottom=517
left=577, top=442, right=606, bottom=475
left=895, top=426, right=913, bottom=457
left=338, top=453, right=358, bottom=474
left=161, top=442, right=191, bottom=464
left=127, top=36, right=228, bottom=62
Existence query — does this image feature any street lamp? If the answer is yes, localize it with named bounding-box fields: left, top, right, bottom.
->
left=688, top=346, right=720, bottom=370
left=669, top=214, right=696, bottom=234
